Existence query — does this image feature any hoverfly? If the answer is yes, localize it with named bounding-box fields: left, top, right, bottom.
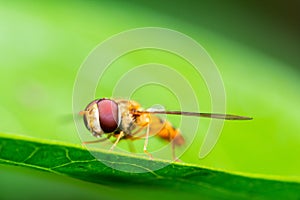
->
left=80, top=98, right=252, bottom=160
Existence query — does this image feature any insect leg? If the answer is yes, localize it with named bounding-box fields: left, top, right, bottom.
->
left=82, top=137, right=108, bottom=144
left=109, top=131, right=125, bottom=151
left=124, top=127, right=146, bottom=152
left=143, top=124, right=153, bottom=159
left=83, top=134, right=112, bottom=145
left=171, top=141, right=182, bottom=162
left=172, top=138, right=184, bottom=162
left=172, top=140, right=176, bottom=160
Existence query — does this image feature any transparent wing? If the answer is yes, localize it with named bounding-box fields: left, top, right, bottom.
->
left=134, top=110, right=252, bottom=120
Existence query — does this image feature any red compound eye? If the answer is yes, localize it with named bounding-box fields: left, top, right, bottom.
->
left=97, top=99, right=119, bottom=133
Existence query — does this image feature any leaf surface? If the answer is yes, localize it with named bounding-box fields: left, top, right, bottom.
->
left=0, top=133, right=299, bottom=200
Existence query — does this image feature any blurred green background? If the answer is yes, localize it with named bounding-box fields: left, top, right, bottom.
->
left=1, top=0, right=300, bottom=199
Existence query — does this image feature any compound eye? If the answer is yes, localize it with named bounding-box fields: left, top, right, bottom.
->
left=97, top=99, right=119, bottom=133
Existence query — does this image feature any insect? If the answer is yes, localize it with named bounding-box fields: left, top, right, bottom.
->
left=80, top=98, right=252, bottom=160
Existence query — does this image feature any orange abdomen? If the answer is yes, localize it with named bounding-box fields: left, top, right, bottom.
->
left=156, top=121, right=185, bottom=146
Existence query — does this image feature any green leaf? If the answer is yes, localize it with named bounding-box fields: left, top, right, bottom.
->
left=0, top=133, right=299, bottom=200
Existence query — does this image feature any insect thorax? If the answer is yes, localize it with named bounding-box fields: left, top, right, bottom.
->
left=115, top=100, right=137, bottom=135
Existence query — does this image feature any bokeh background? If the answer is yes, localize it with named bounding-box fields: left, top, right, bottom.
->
left=1, top=0, right=300, bottom=199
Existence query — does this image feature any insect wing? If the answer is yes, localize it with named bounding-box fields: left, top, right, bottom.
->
left=148, top=114, right=167, bottom=136
left=134, top=110, right=252, bottom=120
